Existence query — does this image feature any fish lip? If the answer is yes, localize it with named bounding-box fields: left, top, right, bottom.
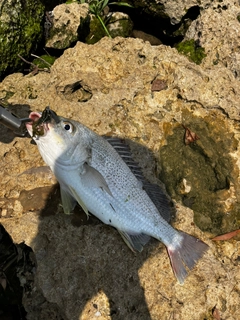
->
left=26, top=112, right=49, bottom=137
left=28, top=112, right=41, bottom=123
left=44, top=107, right=60, bottom=124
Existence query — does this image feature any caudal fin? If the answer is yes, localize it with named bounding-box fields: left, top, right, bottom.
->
left=167, top=231, right=208, bottom=284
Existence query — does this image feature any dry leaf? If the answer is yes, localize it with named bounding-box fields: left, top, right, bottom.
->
left=151, top=79, right=167, bottom=92
left=212, top=229, right=240, bottom=241
left=182, top=124, right=200, bottom=145
left=212, top=306, right=221, bottom=320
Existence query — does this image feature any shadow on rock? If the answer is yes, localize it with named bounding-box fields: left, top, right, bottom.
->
left=22, top=140, right=174, bottom=320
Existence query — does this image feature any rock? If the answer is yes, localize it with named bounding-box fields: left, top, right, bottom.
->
left=45, top=3, right=90, bottom=49
left=107, top=12, right=133, bottom=38
left=86, top=11, right=133, bottom=44
left=132, top=30, right=162, bottom=45
left=45, top=4, right=133, bottom=48
left=184, top=0, right=240, bottom=78
left=129, top=0, right=212, bottom=24
left=0, top=0, right=44, bottom=80
left=0, top=27, right=240, bottom=320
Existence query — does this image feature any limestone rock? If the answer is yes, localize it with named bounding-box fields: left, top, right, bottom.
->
left=45, top=3, right=90, bottom=49
left=0, top=0, right=44, bottom=80
left=86, top=11, right=133, bottom=44
left=132, top=30, right=162, bottom=45
left=130, top=0, right=212, bottom=24
left=185, top=0, right=240, bottom=78
left=107, top=12, right=133, bottom=38
left=0, top=33, right=240, bottom=319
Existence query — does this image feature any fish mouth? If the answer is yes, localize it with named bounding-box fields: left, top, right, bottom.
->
left=26, top=107, right=60, bottom=138
left=42, top=106, right=60, bottom=124
left=26, top=112, right=49, bottom=138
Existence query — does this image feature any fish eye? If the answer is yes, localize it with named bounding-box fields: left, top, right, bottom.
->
left=62, top=121, right=74, bottom=133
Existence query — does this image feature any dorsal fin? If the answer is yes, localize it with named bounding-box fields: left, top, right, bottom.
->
left=104, top=137, right=175, bottom=223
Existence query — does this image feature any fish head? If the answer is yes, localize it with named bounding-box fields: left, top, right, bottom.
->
left=26, top=107, right=89, bottom=168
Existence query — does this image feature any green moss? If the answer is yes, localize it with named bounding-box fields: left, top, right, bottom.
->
left=85, top=12, right=133, bottom=44
left=85, top=16, right=106, bottom=44
left=0, top=0, right=44, bottom=79
left=108, top=14, right=133, bottom=38
left=66, top=0, right=79, bottom=3
left=32, top=55, right=56, bottom=69
left=47, top=26, right=79, bottom=49
left=1, top=92, right=14, bottom=102
left=176, top=39, right=206, bottom=65
left=159, top=110, right=240, bottom=234
left=132, top=0, right=168, bottom=19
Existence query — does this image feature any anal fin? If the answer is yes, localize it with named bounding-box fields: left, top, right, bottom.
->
left=118, top=230, right=151, bottom=252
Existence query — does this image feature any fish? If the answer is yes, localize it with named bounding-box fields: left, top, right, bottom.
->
left=26, top=106, right=208, bottom=284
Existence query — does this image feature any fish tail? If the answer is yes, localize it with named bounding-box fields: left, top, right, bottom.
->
left=166, top=231, right=208, bottom=284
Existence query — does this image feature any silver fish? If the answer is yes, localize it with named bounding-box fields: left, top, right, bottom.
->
left=26, top=107, right=208, bottom=284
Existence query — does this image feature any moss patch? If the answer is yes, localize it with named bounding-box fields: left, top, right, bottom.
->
left=85, top=16, right=106, bottom=44
left=85, top=13, right=133, bottom=44
left=32, top=55, right=56, bottom=69
left=176, top=39, right=206, bottom=64
left=159, top=110, right=240, bottom=234
left=0, top=0, right=44, bottom=79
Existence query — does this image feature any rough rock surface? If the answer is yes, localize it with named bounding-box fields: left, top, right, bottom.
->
left=45, top=3, right=133, bottom=48
left=0, top=0, right=44, bottom=79
left=130, top=0, right=212, bottom=23
left=45, top=3, right=89, bottom=49
left=185, top=0, right=240, bottom=79
left=1, top=4, right=240, bottom=318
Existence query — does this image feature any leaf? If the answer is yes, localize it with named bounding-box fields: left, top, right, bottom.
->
left=109, top=2, right=134, bottom=7
left=182, top=124, right=199, bottom=145
left=151, top=79, right=167, bottom=92
left=102, top=0, right=109, bottom=9
left=212, top=229, right=240, bottom=241
left=212, top=306, right=221, bottom=320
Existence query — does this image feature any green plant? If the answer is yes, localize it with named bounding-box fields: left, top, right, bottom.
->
left=89, top=0, right=112, bottom=37
left=67, top=0, right=133, bottom=38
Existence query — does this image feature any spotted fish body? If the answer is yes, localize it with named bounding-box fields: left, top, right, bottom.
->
left=26, top=107, right=208, bottom=284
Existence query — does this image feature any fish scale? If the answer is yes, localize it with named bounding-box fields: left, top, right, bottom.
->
left=26, top=107, right=209, bottom=284
left=90, top=139, right=171, bottom=233
left=89, top=138, right=175, bottom=237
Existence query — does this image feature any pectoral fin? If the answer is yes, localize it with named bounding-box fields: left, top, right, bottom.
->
left=81, top=163, right=112, bottom=196
left=60, top=185, right=77, bottom=214
left=118, top=230, right=151, bottom=252
left=68, top=186, right=90, bottom=218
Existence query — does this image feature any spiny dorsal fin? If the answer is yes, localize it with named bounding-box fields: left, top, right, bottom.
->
left=105, top=137, right=175, bottom=222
